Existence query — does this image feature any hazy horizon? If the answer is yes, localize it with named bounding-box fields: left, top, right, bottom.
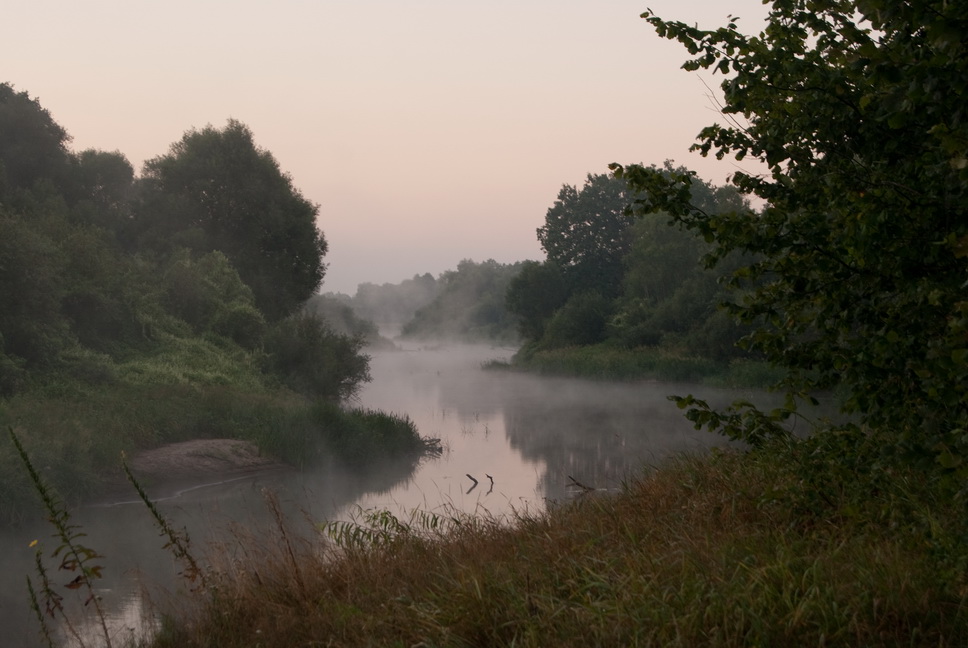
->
left=5, top=1, right=770, bottom=294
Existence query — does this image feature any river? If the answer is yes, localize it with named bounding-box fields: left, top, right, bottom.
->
left=1, top=343, right=764, bottom=647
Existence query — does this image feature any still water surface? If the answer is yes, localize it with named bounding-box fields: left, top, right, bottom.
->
left=2, top=343, right=765, bottom=646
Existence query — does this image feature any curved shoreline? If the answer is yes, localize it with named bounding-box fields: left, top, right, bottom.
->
left=93, top=438, right=293, bottom=507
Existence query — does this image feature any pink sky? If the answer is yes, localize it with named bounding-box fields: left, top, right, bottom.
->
left=5, top=1, right=769, bottom=294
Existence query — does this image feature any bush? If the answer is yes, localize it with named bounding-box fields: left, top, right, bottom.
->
left=212, top=303, right=266, bottom=350
left=540, top=291, right=613, bottom=349
left=0, top=348, right=25, bottom=397
left=263, top=314, right=370, bottom=401
left=162, top=250, right=260, bottom=336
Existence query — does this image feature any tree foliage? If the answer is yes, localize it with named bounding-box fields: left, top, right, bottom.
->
left=162, top=250, right=267, bottom=349
left=509, top=165, right=750, bottom=360
left=506, top=261, right=570, bottom=340
left=0, top=210, right=68, bottom=368
left=264, top=315, right=370, bottom=402
left=613, top=0, right=968, bottom=470
left=537, top=173, right=636, bottom=297
left=401, top=259, right=524, bottom=342
left=69, top=149, right=135, bottom=232
left=613, top=217, right=754, bottom=361
left=342, top=274, right=439, bottom=333
left=0, top=83, right=71, bottom=199
left=138, top=120, right=327, bottom=321
left=0, top=84, right=371, bottom=405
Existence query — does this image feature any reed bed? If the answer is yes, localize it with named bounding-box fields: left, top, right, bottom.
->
left=502, top=344, right=785, bottom=387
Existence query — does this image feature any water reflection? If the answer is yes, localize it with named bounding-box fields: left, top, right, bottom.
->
left=1, top=446, right=425, bottom=646
left=1, top=342, right=768, bottom=646
left=349, top=343, right=758, bottom=519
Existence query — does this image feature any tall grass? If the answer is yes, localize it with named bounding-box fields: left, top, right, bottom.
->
left=146, top=447, right=968, bottom=647
left=0, top=328, right=434, bottom=524
left=503, top=343, right=785, bottom=387
left=0, top=385, right=432, bottom=523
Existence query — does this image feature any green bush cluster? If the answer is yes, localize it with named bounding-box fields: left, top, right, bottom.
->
left=617, top=0, right=968, bottom=477
left=401, top=259, right=525, bottom=343
left=0, top=83, right=408, bottom=523
left=506, top=169, right=758, bottom=378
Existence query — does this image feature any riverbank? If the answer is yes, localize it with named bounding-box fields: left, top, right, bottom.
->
left=489, top=342, right=786, bottom=388
left=1, top=379, right=435, bottom=525
left=145, top=444, right=968, bottom=646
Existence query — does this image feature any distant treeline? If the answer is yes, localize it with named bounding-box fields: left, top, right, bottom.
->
left=506, top=168, right=756, bottom=366
left=322, top=169, right=754, bottom=361
left=322, top=273, right=439, bottom=338
left=324, top=260, right=526, bottom=344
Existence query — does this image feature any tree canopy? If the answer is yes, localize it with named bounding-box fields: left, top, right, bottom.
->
left=508, top=164, right=749, bottom=358
left=613, top=0, right=968, bottom=471
left=537, top=173, right=636, bottom=298
left=138, top=120, right=328, bottom=321
left=401, top=259, right=524, bottom=343
left=0, top=86, right=366, bottom=405
left=0, top=83, right=71, bottom=199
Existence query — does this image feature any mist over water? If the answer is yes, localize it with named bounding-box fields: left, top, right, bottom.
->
left=349, top=342, right=753, bottom=518
left=0, top=342, right=771, bottom=646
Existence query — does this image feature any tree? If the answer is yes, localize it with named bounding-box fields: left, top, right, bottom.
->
left=614, top=178, right=753, bottom=359
left=401, top=259, right=524, bottom=342
left=0, top=83, right=72, bottom=199
left=304, top=294, right=381, bottom=342
left=537, top=173, right=637, bottom=297
left=162, top=249, right=267, bottom=348
left=540, top=290, right=614, bottom=348
left=505, top=260, right=570, bottom=340
left=263, top=314, right=370, bottom=402
left=613, top=1, right=968, bottom=468
left=138, top=120, right=327, bottom=320
left=0, top=210, right=69, bottom=368
left=69, top=149, right=135, bottom=232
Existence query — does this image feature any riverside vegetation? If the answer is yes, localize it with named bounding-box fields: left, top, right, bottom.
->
left=0, top=83, right=434, bottom=524
left=16, top=429, right=967, bottom=647
left=148, top=443, right=968, bottom=646
left=9, top=0, right=968, bottom=644
left=497, top=167, right=789, bottom=386
left=138, top=1, right=968, bottom=644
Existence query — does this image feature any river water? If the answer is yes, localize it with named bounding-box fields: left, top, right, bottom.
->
left=1, top=343, right=766, bottom=647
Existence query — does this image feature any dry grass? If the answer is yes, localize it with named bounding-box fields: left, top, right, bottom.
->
left=149, top=450, right=968, bottom=647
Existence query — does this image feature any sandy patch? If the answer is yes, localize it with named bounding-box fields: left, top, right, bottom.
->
left=93, top=439, right=290, bottom=506
left=126, top=438, right=284, bottom=479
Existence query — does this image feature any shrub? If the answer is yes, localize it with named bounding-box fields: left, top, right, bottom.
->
left=540, top=291, right=613, bottom=349
left=263, top=314, right=370, bottom=402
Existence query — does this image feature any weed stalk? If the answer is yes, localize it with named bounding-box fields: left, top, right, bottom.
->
left=9, top=427, right=112, bottom=648
left=121, top=454, right=206, bottom=590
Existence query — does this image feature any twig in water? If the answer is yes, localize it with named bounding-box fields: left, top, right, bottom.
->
left=568, top=475, right=594, bottom=492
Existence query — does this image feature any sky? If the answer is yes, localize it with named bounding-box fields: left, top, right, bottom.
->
left=4, top=1, right=770, bottom=295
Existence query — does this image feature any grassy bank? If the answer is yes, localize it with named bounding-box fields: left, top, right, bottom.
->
left=0, top=336, right=433, bottom=525
left=493, top=343, right=786, bottom=387
left=141, top=443, right=968, bottom=647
